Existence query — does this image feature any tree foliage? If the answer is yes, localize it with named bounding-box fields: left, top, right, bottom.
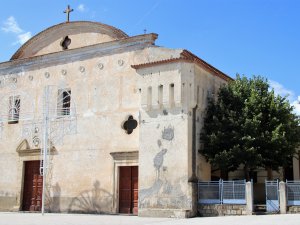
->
left=200, top=75, right=300, bottom=180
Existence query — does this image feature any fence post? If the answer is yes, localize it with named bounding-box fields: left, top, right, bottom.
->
left=246, top=181, right=253, bottom=215
left=220, top=179, right=223, bottom=204
left=279, top=181, right=287, bottom=214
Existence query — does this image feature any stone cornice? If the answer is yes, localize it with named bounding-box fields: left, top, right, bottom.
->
left=0, top=33, right=158, bottom=75
left=17, top=147, right=57, bottom=156
left=16, top=139, right=57, bottom=156
left=110, top=151, right=139, bottom=161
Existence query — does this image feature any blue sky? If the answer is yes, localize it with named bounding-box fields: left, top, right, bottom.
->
left=0, top=0, right=299, bottom=113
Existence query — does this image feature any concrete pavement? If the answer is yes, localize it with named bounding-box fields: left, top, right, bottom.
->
left=0, top=212, right=300, bottom=225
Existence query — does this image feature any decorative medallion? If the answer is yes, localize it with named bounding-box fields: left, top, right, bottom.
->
left=118, top=59, right=124, bottom=66
left=61, top=69, right=67, bottom=76
left=44, top=72, right=50, bottom=78
left=122, top=115, right=138, bottom=134
left=32, top=125, right=40, bottom=147
left=98, top=63, right=104, bottom=70
left=32, top=136, right=40, bottom=147
left=79, top=66, right=85, bottom=73
left=28, top=75, right=33, bottom=81
left=34, top=127, right=39, bottom=133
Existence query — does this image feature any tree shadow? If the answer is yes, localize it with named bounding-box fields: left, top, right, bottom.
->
left=44, top=182, right=61, bottom=213
left=67, top=180, right=113, bottom=214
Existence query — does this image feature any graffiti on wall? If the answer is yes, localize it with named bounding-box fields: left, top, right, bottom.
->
left=139, top=124, right=192, bottom=209
left=161, top=126, right=174, bottom=141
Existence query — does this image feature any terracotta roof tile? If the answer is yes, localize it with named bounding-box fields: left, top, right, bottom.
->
left=131, top=50, right=233, bottom=81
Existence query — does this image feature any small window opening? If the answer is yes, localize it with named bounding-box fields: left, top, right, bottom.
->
left=158, top=85, right=163, bottom=108
left=61, top=36, right=71, bottom=50
left=169, top=83, right=174, bottom=107
left=147, top=87, right=152, bottom=109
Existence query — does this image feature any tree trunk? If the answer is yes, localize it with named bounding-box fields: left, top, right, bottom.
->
left=220, top=170, right=228, bottom=180
left=244, top=164, right=250, bottom=181
left=266, top=167, right=273, bottom=180
left=283, top=167, right=286, bottom=181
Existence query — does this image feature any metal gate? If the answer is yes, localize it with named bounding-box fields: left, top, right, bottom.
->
left=265, top=180, right=279, bottom=212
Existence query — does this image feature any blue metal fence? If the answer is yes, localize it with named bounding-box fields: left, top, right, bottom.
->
left=223, top=180, right=247, bottom=204
left=198, top=179, right=246, bottom=205
left=286, top=180, right=300, bottom=206
left=198, top=181, right=222, bottom=204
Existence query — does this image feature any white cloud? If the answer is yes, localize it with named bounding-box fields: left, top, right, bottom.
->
left=77, top=4, right=86, bottom=12
left=1, top=16, right=23, bottom=34
left=1, top=16, right=31, bottom=46
left=269, top=80, right=300, bottom=115
left=292, top=98, right=300, bottom=115
left=17, top=32, right=32, bottom=44
left=269, top=80, right=294, bottom=101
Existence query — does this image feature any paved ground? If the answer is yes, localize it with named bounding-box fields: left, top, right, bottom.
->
left=0, top=212, right=300, bottom=225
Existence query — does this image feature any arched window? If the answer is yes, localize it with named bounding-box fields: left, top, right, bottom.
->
left=8, top=95, right=20, bottom=124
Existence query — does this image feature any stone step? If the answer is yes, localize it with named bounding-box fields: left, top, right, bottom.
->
left=254, top=204, right=266, bottom=213
left=253, top=204, right=280, bottom=215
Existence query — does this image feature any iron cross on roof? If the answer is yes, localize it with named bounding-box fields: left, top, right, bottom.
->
left=63, top=5, right=74, bottom=22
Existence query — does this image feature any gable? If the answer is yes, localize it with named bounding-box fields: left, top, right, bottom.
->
left=11, top=21, right=128, bottom=60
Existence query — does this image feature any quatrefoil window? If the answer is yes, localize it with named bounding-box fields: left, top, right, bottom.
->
left=122, top=115, right=138, bottom=134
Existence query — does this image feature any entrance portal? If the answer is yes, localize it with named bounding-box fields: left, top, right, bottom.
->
left=22, top=160, right=43, bottom=211
left=119, top=166, right=138, bottom=214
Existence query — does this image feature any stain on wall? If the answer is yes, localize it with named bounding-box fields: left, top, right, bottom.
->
left=157, top=139, right=162, bottom=148
left=153, top=149, right=167, bottom=180
left=139, top=177, right=191, bottom=209
left=139, top=123, right=191, bottom=209
left=161, top=126, right=174, bottom=141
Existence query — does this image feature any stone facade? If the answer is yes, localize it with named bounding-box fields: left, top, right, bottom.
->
left=198, top=204, right=248, bottom=217
left=0, top=21, right=231, bottom=217
left=287, top=206, right=300, bottom=214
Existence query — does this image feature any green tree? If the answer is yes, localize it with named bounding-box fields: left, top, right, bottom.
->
left=200, top=75, right=300, bottom=180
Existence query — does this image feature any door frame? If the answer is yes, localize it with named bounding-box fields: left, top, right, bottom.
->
left=16, top=139, right=56, bottom=211
left=18, top=156, right=42, bottom=211
left=110, top=151, right=138, bottom=214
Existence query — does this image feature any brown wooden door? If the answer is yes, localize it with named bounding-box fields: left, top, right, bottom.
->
left=22, top=161, right=43, bottom=211
left=131, top=166, right=138, bottom=214
left=119, top=166, right=138, bottom=215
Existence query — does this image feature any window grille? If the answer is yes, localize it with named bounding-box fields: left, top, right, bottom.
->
left=57, top=89, right=71, bottom=116
left=8, top=95, right=20, bottom=124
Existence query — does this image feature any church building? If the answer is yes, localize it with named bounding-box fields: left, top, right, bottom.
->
left=0, top=10, right=234, bottom=217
